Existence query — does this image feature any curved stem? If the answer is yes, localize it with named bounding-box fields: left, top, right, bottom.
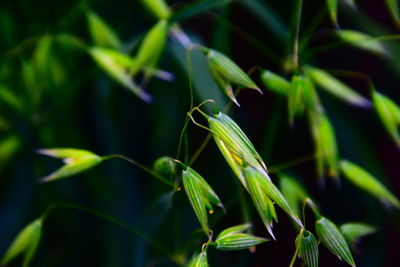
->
left=39, top=202, right=183, bottom=265
left=289, top=244, right=300, bottom=267
left=102, top=154, right=176, bottom=188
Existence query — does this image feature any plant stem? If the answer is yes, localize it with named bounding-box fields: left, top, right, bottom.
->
left=40, top=202, right=183, bottom=265
left=102, top=154, right=176, bottom=188
left=292, top=0, right=304, bottom=70
left=289, top=244, right=300, bottom=267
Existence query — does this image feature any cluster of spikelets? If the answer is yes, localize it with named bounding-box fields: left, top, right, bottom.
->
left=3, top=0, right=400, bottom=267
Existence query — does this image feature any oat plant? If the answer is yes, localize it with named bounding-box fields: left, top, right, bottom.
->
left=1, top=0, right=400, bottom=266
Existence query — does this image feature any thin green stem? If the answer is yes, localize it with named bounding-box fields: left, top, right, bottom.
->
left=289, top=244, right=300, bottom=267
left=292, top=0, right=304, bottom=70
left=102, top=154, right=175, bottom=188
left=40, top=202, right=183, bottom=265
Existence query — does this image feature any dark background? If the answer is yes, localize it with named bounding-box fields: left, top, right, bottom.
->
left=0, top=0, right=399, bottom=266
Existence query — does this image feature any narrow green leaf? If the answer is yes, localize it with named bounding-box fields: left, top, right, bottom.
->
left=215, top=233, right=268, bottom=250
left=188, top=251, right=209, bottom=267
left=134, top=20, right=169, bottom=75
left=216, top=223, right=252, bottom=240
left=142, top=0, right=171, bottom=19
left=1, top=219, right=42, bottom=267
left=296, top=229, right=319, bottom=267
left=243, top=165, right=303, bottom=228
left=336, top=30, right=387, bottom=55
left=340, top=160, right=400, bottom=209
left=326, top=0, right=338, bottom=24
left=305, top=66, right=371, bottom=108
left=0, top=135, right=20, bottom=170
left=385, top=0, right=400, bottom=24
left=279, top=174, right=309, bottom=216
left=89, top=47, right=152, bottom=102
left=309, top=112, right=339, bottom=178
left=260, top=70, right=290, bottom=95
left=340, top=222, right=376, bottom=247
left=0, top=85, right=23, bottom=112
left=372, top=91, right=400, bottom=146
left=208, top=64, right=239, bottom=106
left=37, top=148, right=98, bottom=159
left=171, top=0, right=233, bottom=23
left=86, top=11, right=121, bottom=48
left=204, top=48, right=260, bottom=92
left=288, top=75, right=306, bottom=125
left=37, top=148, right=102, bottom=182
left=316, top=217, right=355, bottom=266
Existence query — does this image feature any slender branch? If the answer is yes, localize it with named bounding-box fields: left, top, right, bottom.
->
left=292, top=0, right=304, bottom=70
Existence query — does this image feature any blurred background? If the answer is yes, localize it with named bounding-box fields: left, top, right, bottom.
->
left=0, top=0, right=399, bottom=266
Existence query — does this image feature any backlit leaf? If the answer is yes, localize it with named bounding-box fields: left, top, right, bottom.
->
left=340, top=160, right=400, bottom=209
left=142, top=0, right=171, bottom=19
left=280, top=174, right=309, bottom=216
left=1, top=219, right=42, bottom=267
left=182, top=166, right=223, bottom=235
left=86, top=11, right=121, bottom=48
left=316, top=217, right=355, bottom=266
left=385, top=0, right=400, bottom=24
left=188, top=251, right=209, bottom=267
left=89, top=47, right=152, bottom=102
left=372, top=91, right=400, bottom=146
left=215, top=233, right=268, bottom=250
left=305, top=66, right=371, bottom=108
left=336, top=30, right=387, bottom=55
left=243, top=165, right=303, bottom=228
left=203, top=48, right=260, bottom=92
left=309, top=112, right=339, bottom=179
left=134, top=20, right=169, bottom=76
left=340, top=222, right=376, bottom=247
left=326, top=0, right=338, bottom=24
left=37, top=148, right=102, bottom=182
left=260, top=70, right=290, bottom=95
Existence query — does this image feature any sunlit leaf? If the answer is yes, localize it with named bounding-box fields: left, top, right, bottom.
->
left=340, top=222, right=376, bottom=247
left=295, top=229, right=319, bottom=267
left=142, top=0, right=171, bottom=19
left=37, top=148, right=103, bottom=182
left=305, top=66, right=371, bottom=108
left=279, top=174, right=309, bottom=216
left=208, top=63, right=239, bottom=106
left=188, top=251, right=209, bottom=267
left=288, top=75, right=306, bottom=125
left=372, top=91, right=400, bottom=146
left=316, top=217, right=355, bottom=266
left=216, top=223, right=252, bottom=240
left=309, top=112, right=339, bottom=179
left=0, top=85, right=23, bottom=112
left=203, top=48, right=261, bottom=93
left=86, top=11, right=121, bottom=48
left=182, top=166, right=223, bottom=235
left=89, top=47, right=152, bottom=102
left=133, top=20, right=169, bottom=76
left=336, top=30, right=387, bottom=55
left=215, top=232, right=268, bottom=250
left=1, top=219, right=42, bottom=267
left=326, top=0, right=338, bottom=24
left=243, top=165, right=303, bottom=229
left=340, top=160, right=400, bottom=209
left=385, top=0, right=400, bottom=24
left=208, top=111, right=267, bottom=173
left=0, top=135, right=21, bottom=170
left=260, top=70, right=290, bottom=95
